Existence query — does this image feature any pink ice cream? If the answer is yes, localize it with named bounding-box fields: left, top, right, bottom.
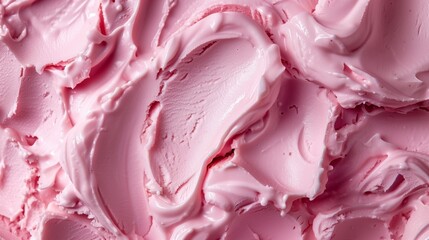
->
left=1, top=0, right=429, bottom=239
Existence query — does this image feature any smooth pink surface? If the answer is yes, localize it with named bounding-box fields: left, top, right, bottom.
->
left=1, top=0, right=429, bottom=239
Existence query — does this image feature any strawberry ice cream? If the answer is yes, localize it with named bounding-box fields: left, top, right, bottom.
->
left=1, top=0, right=429, bottom=239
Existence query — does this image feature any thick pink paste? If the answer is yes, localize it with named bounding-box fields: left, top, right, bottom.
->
left=1, top=0, right=429, bottom=239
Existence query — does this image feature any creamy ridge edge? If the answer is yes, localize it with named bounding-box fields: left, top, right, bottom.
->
left=1, top=0, right=429, bottom=239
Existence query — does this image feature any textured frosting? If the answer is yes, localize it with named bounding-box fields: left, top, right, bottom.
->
left=1, top=0, right=429, bottom=239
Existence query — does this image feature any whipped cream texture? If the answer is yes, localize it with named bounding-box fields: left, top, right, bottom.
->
left=1, top=0, right=429, bottom=239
